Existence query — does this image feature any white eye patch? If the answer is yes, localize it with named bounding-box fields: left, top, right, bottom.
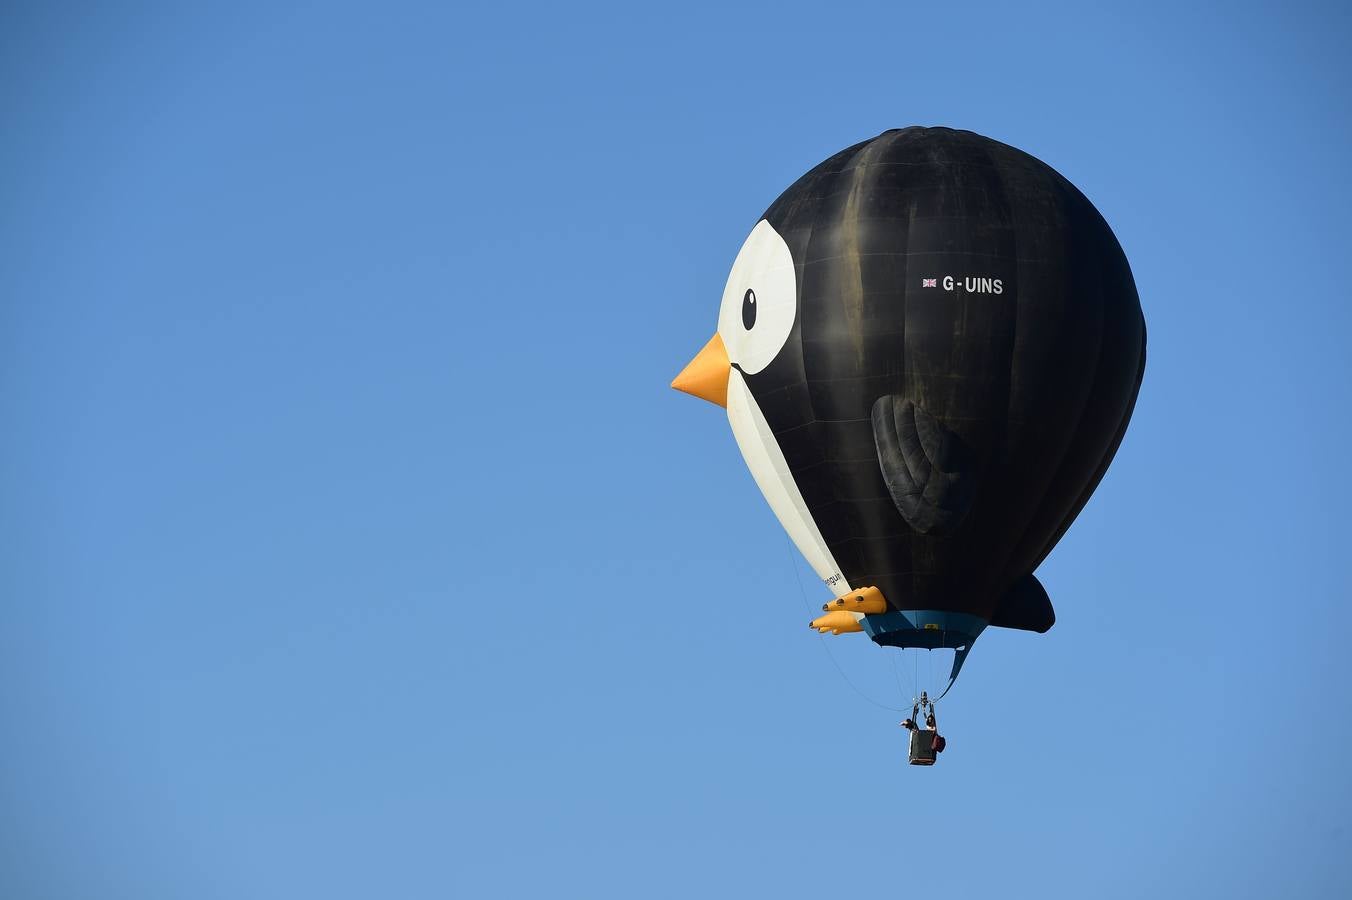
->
left=716, top=220, right=796, bottom=375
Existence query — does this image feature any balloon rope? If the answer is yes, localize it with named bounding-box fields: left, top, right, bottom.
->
left=888, top=647, right=912, bottom=706
left=783, top=536, right=907, bottom=713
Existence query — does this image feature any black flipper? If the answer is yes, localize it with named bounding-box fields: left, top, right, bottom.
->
left=989, top=573, right=1056, bottom=633
left=871, top=395, right=976, bottom=535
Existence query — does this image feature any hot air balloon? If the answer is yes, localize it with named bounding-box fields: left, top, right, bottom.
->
left=673, top=126, right=1145, bottom=706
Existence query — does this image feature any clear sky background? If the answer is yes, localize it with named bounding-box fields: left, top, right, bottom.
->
left=3, top=2, right=1350, bottom=897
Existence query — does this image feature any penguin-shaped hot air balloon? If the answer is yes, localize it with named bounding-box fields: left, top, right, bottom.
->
left=673, top=127, right=1145, bottom=697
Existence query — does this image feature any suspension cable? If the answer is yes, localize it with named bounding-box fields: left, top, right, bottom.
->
left=783, top=536, right=906, bottom=713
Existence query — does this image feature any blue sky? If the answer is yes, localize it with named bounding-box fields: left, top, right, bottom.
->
left=3, top=2, right=1350, bottom=897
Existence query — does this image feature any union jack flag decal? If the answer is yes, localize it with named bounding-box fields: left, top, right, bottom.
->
left=922, top=278, right=937, bottom=288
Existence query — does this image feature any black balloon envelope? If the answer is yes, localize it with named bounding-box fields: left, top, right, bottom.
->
left=673, top=126, right=1146, bottom=693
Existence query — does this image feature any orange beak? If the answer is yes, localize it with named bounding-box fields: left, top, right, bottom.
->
left=671, top=333, right=731, bottom=408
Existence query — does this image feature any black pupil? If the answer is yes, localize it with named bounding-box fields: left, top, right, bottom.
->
left=741, top=288, right=756, bottom=329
